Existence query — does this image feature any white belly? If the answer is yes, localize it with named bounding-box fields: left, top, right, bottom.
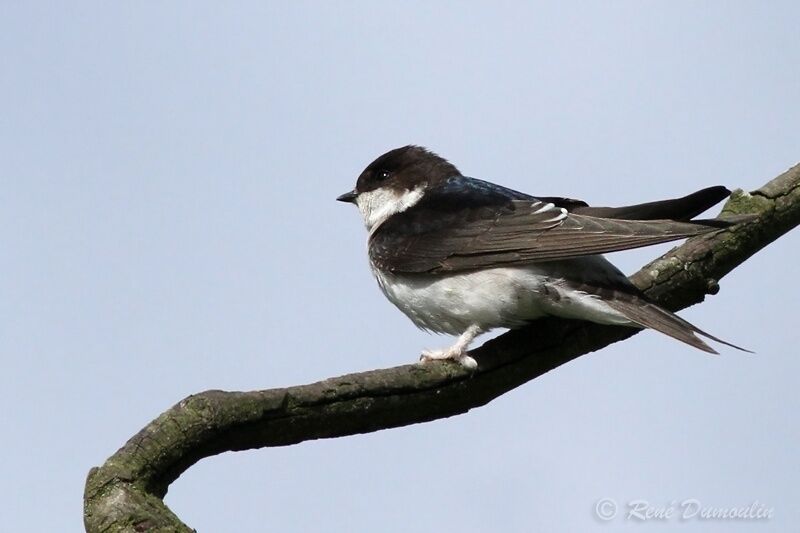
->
left=372, top=264, right=632, bottom=335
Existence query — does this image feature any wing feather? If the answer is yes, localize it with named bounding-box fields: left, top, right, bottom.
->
left=370, top=190, right=739, bottom=273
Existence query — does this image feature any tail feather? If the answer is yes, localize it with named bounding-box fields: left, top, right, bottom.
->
left=602, top=296, right=753, bottom=354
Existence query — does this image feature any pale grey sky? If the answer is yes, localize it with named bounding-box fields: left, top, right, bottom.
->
left=2, top=2, right=799, bottom=531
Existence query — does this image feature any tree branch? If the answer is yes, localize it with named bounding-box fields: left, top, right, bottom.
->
left=84, top=163, right=800, bottom=532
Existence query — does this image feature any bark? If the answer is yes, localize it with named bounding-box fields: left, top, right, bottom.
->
left=84, top=163, right=800, bottom=532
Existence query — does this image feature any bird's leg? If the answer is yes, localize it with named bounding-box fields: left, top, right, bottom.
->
left=420, top=324, right=482, bottom=370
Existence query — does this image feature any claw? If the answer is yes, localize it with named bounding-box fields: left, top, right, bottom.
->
left=417, top=324, right=483, bottom=370
left=419, top=349, right=477, bottom=370
left=459, top=355, right=478, bottom=370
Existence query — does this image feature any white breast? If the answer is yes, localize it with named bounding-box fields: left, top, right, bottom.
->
left=371, top=265, right=548, bottom=334
left=372, top=263, right=632, bottom=335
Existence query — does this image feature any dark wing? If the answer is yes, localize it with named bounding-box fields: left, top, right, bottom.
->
left=370, top=178, right=738, bottom=274
left=567, top=186, right=731, bottom=221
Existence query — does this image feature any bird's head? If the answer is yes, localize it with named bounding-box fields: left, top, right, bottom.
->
left=337, top=145, right=460, bottom=231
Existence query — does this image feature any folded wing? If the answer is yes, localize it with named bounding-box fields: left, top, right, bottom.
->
left=370, top=180, right=745, bottom=274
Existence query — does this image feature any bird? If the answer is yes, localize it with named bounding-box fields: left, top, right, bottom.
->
left=337, top=145, right=750, bottom=369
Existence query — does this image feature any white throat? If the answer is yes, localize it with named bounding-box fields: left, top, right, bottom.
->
left=356, top=186, right=425, bottom=233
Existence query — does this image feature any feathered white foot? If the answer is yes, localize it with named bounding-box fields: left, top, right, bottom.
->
left=420, top=348, right=478, bottom=370
left=419, top=325, right=482, bottom=370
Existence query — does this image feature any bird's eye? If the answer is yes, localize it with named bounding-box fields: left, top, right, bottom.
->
left=376, top=169, right=391, bottom=181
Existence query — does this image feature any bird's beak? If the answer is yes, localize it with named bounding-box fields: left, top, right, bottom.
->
left=336, top=190, right=358, bottom=204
